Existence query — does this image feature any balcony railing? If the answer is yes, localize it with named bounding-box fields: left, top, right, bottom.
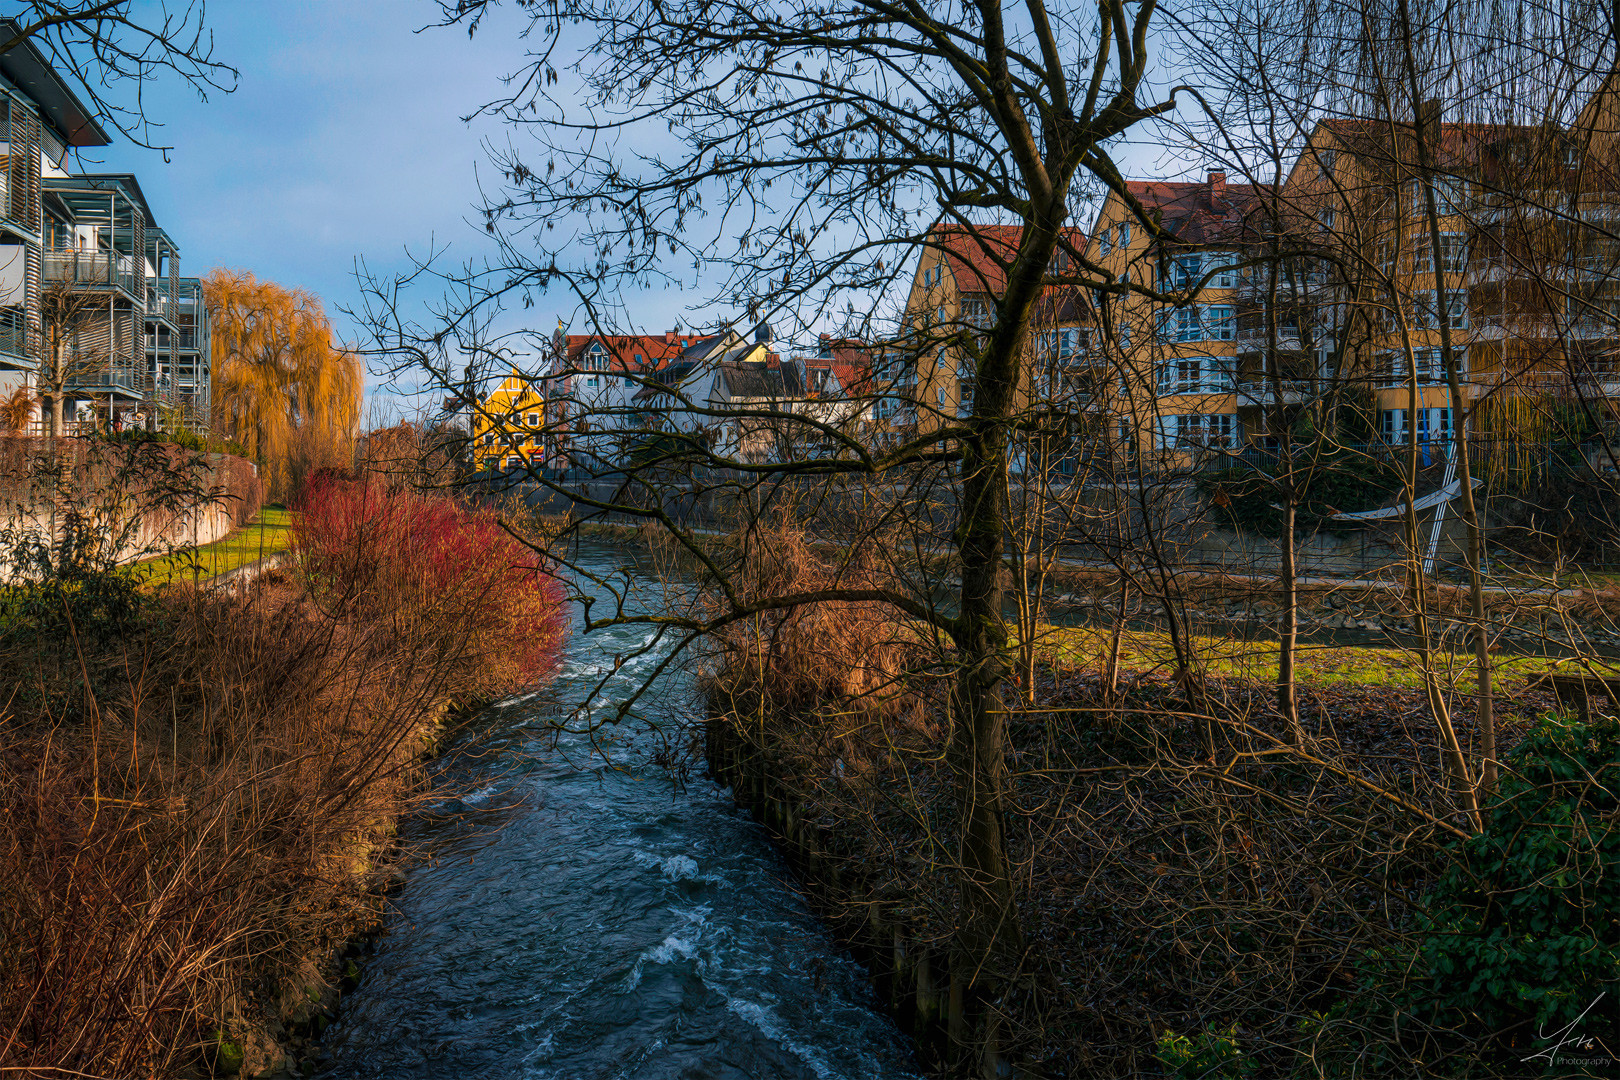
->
left=1234, top=326, right=1304, bottom=350
left=0, top=307, right=29, bottom=362
left=1236, top=378, right=1316, bottom=404
left=44, top=251, right=138, bottom=294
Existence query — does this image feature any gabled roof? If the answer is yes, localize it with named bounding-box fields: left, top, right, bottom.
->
left=931, top=222, right=1088, bottom=296
left=718, top=359, right=803, bottom=400
left=562, top=330, right=703, bottom=373
left=1121, top=173, right=1269, bottom=245
left=1309, top=117, right=1620, bottom=195
left=799, top=336, right=876, bottom=398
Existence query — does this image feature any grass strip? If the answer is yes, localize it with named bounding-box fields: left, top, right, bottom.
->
left=1032, top=624, right=1604, bottom=692
left=138, top=507, right=296, bottom=588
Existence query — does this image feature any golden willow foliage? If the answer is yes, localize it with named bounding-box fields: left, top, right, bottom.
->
left=205, top=269, right=361, bottom=500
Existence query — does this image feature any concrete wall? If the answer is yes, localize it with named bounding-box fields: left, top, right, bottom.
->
left=0, top=437, right=262, bottom=572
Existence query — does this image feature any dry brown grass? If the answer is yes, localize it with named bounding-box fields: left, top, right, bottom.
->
left=0, top=485, right=567, bottom=1078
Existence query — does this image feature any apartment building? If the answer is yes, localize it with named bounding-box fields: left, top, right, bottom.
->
left=0, top=24, right=210, bottom=433
left=1085, top=172, right=1267, bottom=454
left=893, top=223, right=1096, bottom=440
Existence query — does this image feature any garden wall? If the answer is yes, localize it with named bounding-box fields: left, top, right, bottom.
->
left=0, top=436, right=263, bottom=566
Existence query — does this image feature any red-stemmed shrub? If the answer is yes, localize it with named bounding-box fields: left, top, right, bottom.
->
left=293, top=474, right=568, bottom=699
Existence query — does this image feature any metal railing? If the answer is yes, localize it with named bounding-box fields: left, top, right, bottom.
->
left=0, top=307, right=28, bottom=361
left=43, top=251, right=138, bottom=294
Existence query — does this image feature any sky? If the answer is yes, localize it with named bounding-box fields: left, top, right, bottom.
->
left=85, top=1, right=577, bottom=412
left=74, top=1, right=1196, bottom=414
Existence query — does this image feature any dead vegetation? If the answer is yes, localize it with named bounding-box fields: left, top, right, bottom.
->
left=697, top=522, right=1583, bottom=1078
left=0, top=478, right=567, bottom=1078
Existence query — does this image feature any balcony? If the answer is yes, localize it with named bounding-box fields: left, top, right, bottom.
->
left=1234, top=271, right=1333, bottom=302
left=1234, top=325, right=1303, bottom=351
left=1236, top=379, right=1316, bottom=405
left=44, top=251, right=138, bottom=295
left=0, top=307, right=30, bottom=364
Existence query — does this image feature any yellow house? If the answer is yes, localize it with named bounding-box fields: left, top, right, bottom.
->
left=471, top=369, right=545, bottom=471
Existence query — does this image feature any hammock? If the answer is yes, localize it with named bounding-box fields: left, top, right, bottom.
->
left=1328, top=477, right=1482, bottom=521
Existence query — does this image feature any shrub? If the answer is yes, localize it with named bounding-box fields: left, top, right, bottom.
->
left=1402, top=713, right=1619, bottom=1048
left=1155, top=1024, right=1257, bottom=1079
left=293, top=474, right=568, bottom=697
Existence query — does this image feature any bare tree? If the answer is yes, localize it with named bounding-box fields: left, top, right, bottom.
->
left=38, top=279, right=110, bottom=436
left=0, top=2, right=236, bottom=156
left=360, top=0, right=1194, bottom=1068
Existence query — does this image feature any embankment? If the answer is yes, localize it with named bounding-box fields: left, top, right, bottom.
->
left=0, top=477, right=566, bottom=1078
left=0, top=434, right=263, bottom=565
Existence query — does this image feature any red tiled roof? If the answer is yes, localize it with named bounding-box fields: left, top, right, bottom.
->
left=1122, top=174, right=1269, bottom=245
left=562, top=331, right=707, bottom=373
left=931, top=223, right=1088, bottom=296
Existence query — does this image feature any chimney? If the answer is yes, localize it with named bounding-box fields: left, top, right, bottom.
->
left=1417, top=98, right=1442, bottom=144
left=1208, top=170, right=1227, bottom=208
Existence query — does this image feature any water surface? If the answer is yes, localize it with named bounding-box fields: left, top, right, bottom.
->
left=314, top=545, right=919, bottom=1080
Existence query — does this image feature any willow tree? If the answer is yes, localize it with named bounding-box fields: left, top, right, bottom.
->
left=360, top=0, right=1189, bottom=1071
left=205, top=269, right=361, bottom=500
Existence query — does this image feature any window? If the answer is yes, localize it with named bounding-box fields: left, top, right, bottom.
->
left=1174, top=307, right=1201, bottom=342
left=1099, top=233, right=1113, bottom=257
left=962, top=298, right=991, bottom=327
left=1439, top=233, right=1467, bottom=273
left=1118, top=222, right=1131, bottom=246
left=527, top=412, right=539, bottom=426
left=1058, top=328, right=1080, bottom=358
left=1158, top=413, right=1238, bottom=449
left=1414, top=290, right=1468, bottom=330
left=1119, top=271, right=1130, bottom=286
left=1207, top=253, right=1237, bottom=288
left=1319, top=148, right=1337, bottom=177
left=1118, top=320, right=1131, bottom=347
left=1381, top=407, right=1453, bottom=444
left=1410, top=177, right=1466, bottom=216
left=1205, top=305, right=1235, bottom=340
left=1156, top=355, right=1233, bottom=395
left=1171, top=255, right=1199, bottom=289
left=1318, top=207, right=1336, bottom=231
left=1381, top=349, right=1449, bottom=385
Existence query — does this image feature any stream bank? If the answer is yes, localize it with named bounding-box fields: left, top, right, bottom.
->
left=308, top=544, right=919, bottom=1080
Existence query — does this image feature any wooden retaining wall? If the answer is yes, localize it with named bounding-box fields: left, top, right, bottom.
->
left=704, top=715, right=967, bottom=1074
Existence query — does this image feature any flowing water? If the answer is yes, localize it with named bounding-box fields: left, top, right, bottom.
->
left=313, top=545, right=919, bottom=1080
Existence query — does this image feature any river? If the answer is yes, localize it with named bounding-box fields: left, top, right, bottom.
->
left=311, top=544, right=920, bottom=1080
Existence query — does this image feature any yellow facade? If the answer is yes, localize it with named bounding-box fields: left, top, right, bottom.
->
left=472, top=370, right=545, bottom=471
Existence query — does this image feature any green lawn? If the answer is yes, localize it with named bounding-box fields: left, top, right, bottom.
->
left=138, top=508, right=296, bottom=588
left=1034, top=624, right=1603, bottom=692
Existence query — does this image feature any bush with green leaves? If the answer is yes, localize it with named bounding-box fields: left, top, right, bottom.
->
left=1155, top=1023, right=1257, bottom=1079
left=1404, top=712, right=1619, bottom=1043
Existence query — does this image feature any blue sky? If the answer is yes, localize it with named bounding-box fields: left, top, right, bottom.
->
left=86, top=2, right=569, bottom=410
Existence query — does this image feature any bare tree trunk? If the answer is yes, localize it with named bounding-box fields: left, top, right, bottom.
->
left=950, top=420, right=1019, bottom=1077
left=1396, top=35, right=1497, bottom=802
left=1279, top=498, right=1300, bottom=737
